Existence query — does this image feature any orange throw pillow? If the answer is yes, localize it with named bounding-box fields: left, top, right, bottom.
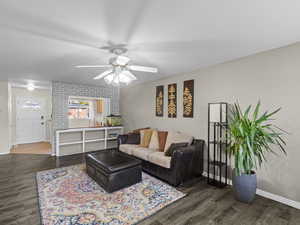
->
left=140, top=129, right=153, bottom=147
left=158, top=131, right=168, bottom=152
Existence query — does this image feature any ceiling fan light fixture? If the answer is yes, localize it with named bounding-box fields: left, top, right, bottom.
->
left=75, top=46, right=158, bottom=86
left=119, top=72, right=133, bottom=84
left=104, top=73, right=114, bottom=84
left=121, top=70, right=137, bottom=80
left=102, top=69, right=136, bottom=86
left=112, top=74, right=120, bottom=87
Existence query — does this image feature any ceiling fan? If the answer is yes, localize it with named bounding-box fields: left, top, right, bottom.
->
left=75, top=47, right=158, bottom=86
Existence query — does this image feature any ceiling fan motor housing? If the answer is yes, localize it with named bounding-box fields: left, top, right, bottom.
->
left=110, top=47, right=127, bottom=55
left=109, top=55, right=130, bottom=66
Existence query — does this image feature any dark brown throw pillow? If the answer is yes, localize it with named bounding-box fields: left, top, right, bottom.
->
left=164, top=142, right=188, bottom=157
left=126, top=133, right=140, bottom=144
left=158, top=131, right=168, bottom=152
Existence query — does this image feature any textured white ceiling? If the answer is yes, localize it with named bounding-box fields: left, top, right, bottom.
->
left=0, top=0, right=300, bottom=86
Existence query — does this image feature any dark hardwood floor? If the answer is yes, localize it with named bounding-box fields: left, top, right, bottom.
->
left=0, top=153, right=299, bottom=225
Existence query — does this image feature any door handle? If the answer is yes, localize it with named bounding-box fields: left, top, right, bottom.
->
left=41, top=122, right=44, bottom=125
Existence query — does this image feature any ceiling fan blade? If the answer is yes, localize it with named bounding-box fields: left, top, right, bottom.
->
left=75, top=65, right=111, bottom=68
left=99, top=41, right=127, bottom=50
left=128, top=65, right=158, bottom=73
left=93, top=70, right=113, bottom=80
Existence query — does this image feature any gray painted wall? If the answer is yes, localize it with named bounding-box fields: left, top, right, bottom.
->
left=0, top=81, right=9, bottom=154
left=120, top=42, right=300, bottom=202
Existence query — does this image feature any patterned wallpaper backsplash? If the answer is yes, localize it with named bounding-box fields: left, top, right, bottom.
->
left=52, top=81, right=120, bottom=131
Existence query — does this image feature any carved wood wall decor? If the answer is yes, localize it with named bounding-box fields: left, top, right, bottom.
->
left=168, top=83, right=177, bottom=118
left=156, top=85, right=164, bottom=116
left=183, top=80, right=194, bottom=118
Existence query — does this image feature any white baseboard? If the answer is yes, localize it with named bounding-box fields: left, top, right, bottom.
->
left=0, top=152, right=10, bottom=155
left=256, top=189, right=300, bottom=209
left=203, top=172, right=300, bottom=209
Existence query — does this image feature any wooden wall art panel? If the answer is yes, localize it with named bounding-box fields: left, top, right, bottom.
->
left=156, top=85, right=164, bottom=117
left=168, top=83, right=177, bottom=118
left=183, top=80, right=194, bottom=118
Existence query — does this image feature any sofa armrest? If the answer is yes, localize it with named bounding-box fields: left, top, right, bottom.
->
left=171, top=139, right=205, bottom=184
left=171, top=139, right=204, bottom=165
left=171, top=146, right=196, bottom=169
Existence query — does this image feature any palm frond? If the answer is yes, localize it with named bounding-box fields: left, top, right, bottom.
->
left=227, top=101, right=287, bottom=175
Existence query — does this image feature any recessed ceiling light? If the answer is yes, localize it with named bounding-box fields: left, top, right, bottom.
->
left=27, top=83, right=35, bottom=91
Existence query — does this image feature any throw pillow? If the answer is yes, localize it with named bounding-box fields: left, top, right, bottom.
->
left=164, top=131, right=194, bottom=152
left=158, top=131, right=168, bottom=152
left=138, top=128, right=150, bottom=144
left=126, top=133, right=140, bottom=144
left=140, top=129, right=153, bottom=147
left=164, top=142, right=188, bottom=156
left=148, top=130, right=159, bottom=150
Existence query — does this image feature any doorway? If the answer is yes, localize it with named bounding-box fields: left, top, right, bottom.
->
left=16, top=96, right=46, bottom=144
left=11, top=85, right=52, bottom=155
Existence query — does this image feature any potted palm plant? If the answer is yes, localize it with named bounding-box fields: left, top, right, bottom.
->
left=227, top=102, right=287, bottom=203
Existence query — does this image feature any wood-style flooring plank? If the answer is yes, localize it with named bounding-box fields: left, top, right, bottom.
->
left=0, top=153, right=299, bottom=225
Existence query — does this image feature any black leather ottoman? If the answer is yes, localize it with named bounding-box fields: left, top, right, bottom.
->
left=85, top=150, right=142, bottom=193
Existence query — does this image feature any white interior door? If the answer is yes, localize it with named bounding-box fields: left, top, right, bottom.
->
left=16, top=97, right=46, bottom=144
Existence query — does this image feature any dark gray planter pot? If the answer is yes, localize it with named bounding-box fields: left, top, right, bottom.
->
left=232, top=169, right=257, bottom=203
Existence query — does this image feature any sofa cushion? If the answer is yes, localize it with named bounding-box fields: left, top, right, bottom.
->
left=126, top=133, right=140, bottom=144
left=148, top=152, right=172, bottom=169
left=158, top=131, right=168, bottom=152
left=164, top=131, right=193, bottom=152
left=119, top=144, right=140, bottom=155
left=131, top=148, right=156, bottom=161
left=140, top=129, right=153, bottom=147
left=137, top=128, right=150, bottom=144
left=148, top=130, right=159, bottom=150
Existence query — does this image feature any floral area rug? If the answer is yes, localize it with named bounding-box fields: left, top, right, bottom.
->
left=36, top=164, right=185, bottom=225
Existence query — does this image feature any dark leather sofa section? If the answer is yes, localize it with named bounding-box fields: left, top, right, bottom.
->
left=117, top=134, right=205, bottom=186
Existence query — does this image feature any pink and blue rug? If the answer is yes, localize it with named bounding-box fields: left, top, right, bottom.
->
left=36, top=164, right=185, bottom=225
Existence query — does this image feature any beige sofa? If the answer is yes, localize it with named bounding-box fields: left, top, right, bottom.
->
left=120, top=131, right=194, bottom=168
left=118, top=131, right=205, bottom=186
